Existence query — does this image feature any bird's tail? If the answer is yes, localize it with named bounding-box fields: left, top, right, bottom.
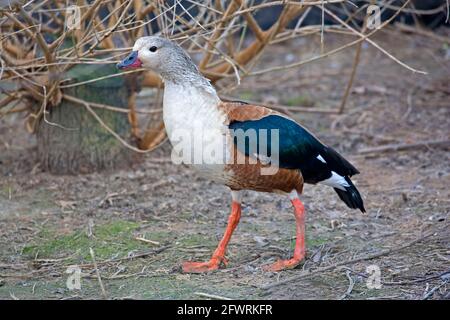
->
left=334, top=176, right=365, bottom=213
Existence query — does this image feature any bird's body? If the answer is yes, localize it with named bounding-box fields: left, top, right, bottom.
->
left=163, top=82, right=304, bottom=194
left=118, top=36, right=365, bottom=273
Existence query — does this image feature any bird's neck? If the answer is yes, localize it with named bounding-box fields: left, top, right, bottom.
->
left=162, top=71, right=221, bottom=109
left=164, top=69, right=218, bottom=93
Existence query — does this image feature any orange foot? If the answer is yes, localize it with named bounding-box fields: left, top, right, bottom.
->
left=182, top=258, right=226, bottom=273
left=262, top=258, right=303, bottom=272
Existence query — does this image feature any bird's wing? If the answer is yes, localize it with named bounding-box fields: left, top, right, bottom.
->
left=219, top=100, right=359, bottom=184
left=219, top=100, right=279, bottom=122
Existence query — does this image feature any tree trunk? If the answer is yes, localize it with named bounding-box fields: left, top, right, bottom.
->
left=37, top=63, right=139, bottom=174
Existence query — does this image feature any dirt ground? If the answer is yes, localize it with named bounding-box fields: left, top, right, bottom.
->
left=0, top=29, right=449, bottom=300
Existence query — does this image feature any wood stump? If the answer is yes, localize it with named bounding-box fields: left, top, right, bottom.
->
left=37, top=64, right=139, bottom=174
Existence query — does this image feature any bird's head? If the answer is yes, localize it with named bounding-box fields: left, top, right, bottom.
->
left=117, top=36, right=199, bottom=81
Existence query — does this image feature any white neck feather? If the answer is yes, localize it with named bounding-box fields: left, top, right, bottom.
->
left=162, top=80, right=223, bottom=141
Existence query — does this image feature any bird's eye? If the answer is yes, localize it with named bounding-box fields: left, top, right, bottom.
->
left=149, top=46, right=157, bottom=52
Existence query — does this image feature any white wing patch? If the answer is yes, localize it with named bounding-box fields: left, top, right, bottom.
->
left=320, top=171, right=350, bottom=190
left=316, top=154, right=326, bottom=163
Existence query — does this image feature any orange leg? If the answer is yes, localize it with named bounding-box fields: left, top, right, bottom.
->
left=264, top=197, right=306, bottom=272
left=182, top=201, right=241, bottom=273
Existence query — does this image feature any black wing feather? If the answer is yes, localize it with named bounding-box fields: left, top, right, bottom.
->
left=229, top=114, right=358, bottom=183
left=229, top=114, right=365, bottom=212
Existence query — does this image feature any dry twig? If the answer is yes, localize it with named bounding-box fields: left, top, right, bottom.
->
left=89, top=247, right=108, bottom=299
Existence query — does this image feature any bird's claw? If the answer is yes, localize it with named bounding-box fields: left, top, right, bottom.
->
left=182, top=256, right=227, bottom=273
left=262, top=258, right=303, bottom=272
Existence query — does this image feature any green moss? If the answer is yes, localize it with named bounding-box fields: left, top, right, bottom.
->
left=284, top=234, right=329, bottom=252
left=0, top=185, right=10, bottom=200
left=95, top=220, right=139, bottom=237
left=129, top=275, right=251, bottom=299
left=142, top=230, right=172, bottom=242
left=181, top=234, right=215, bottom=247
left=306, top=235, right=329, bottom=247
left=23, top=220, right=146, bottom=262
left=284, top=94, right=314, bottom=107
